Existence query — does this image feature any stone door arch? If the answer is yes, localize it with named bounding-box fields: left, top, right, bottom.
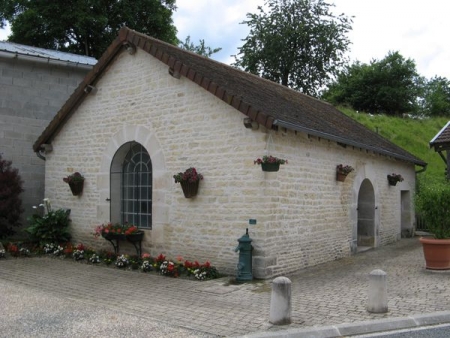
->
left=357, top=178, right=376, bottom=251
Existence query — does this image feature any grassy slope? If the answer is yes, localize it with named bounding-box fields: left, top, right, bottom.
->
left=338, top=106, right=449, bottom=187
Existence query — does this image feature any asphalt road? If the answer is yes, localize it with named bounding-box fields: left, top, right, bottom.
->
left=353, top=324, right=450, bottom=338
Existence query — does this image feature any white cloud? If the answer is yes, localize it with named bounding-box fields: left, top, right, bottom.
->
left=174, top=0, right=450, bottom=79
left=2, top=1, right=449, bottom=80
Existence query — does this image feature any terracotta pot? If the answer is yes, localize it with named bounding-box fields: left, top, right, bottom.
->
left=261, top=163, right=280, bottom=172
left=336, top=171, right=347, bottom=182
left=419, top=237, right=450, bottom=270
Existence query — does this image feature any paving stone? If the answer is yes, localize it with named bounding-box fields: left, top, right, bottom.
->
left=1, top=238, right=450, bottom=337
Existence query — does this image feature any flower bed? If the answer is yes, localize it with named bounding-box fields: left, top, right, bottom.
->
left=1, top=241, right=221, bottom=281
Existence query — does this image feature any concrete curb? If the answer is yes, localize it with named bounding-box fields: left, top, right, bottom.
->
left=235, top=311, right=450, bottom=338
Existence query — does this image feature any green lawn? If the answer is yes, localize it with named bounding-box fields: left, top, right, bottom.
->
left=338, top=107, right=449, bottom=187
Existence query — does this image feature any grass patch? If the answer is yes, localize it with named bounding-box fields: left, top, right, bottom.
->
left=339, top=107, right=448, bottom=187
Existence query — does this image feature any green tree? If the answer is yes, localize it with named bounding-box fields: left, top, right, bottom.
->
left=233, top=0, right=352, bottom=97
left=0, top=0, right=178, bottom=59
left=179, top=35, right=222, bottom=58
left=323, top=51, right=422, bottom=116
left=421, top=76, right=450, bottom=117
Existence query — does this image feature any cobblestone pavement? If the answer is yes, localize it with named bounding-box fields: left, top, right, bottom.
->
left=1, top=237, right=449, bottom=337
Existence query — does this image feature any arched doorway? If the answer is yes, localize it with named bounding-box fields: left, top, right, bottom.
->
left=357, top=179, right=376, bottom=252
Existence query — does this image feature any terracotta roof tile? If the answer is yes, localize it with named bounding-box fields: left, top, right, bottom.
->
left=430, top=121, right=450, bottom=150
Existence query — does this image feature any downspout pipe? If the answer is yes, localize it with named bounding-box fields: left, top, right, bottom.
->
left=415, top=164, right=427, bottom=174
left=35, top=144, right=52, bottom=161
left=35, top=149, right=45, bottom=161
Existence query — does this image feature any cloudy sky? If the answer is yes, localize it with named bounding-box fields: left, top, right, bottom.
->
left=173, top=0, right=449, bottom=80
left=1, top=1, right=448, bottom=79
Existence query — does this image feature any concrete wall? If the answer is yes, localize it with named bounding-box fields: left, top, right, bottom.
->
left=43, top=49, right=417, bottom=278
left=0, top=55, right=92, bottom=232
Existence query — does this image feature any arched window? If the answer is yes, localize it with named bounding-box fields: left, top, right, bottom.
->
left=110, top=142, right=152, bottom=229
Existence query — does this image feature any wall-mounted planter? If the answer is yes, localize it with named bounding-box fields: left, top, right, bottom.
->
left=180, top=180, right=199, bottom=198
left=69, top=181, right=84, bottom=196
left=336, top=172, right=347, bottom=182
left=173, top=168, right=203, bottom=198
left=336, top=164, right=354, bottom=182
left=387, top=174, right=403, bottom=186
left=63, top=172, right=85, bottom=196
left=387, top=176, right=398, bottom=186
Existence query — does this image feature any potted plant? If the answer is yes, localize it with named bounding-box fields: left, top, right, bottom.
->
left=336, top=164, right=354, bottom=182
left=63, top=172, right=85, bottom=196
left=387, top=173, right=403, bottom=186
left=254, top=155, right=288, bottom=172
left=415, top=185, right=450, bottom=270
left=173, top=167, right=203, bottom=198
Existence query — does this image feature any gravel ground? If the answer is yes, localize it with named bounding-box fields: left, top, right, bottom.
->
left=0, top=279, right=214, bottom=338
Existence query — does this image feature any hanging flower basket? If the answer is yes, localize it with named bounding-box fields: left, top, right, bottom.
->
left=254, top=155, right=287, bottom=172
left=261, top=162, right=280, bottom=172
left=387, top=173, right=403, bottom=186
left=63, top=172, right=85, bottom=196
left=173, top=167, right=203, bottom=198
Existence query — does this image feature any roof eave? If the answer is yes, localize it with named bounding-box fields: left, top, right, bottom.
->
left=33, top=28, right=131, bottom=152
left=273, top=119, right=427, bottom=167
left=430, top=120, right=450, bottom=148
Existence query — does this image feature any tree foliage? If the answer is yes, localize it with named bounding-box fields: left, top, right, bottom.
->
left=0, top=0, right=178, bottom=59
left=420, top=76, right=450, bottom=117
left=233, top=0, right=353, bottom=97
left=179, top=35, right=222, bottom=58
left=323, top=51, right=422, bottom=116
left=0, top=154, right=24, bottom=239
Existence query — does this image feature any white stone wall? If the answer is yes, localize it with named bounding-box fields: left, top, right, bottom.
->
left=44, top=49, right=417, bottom=278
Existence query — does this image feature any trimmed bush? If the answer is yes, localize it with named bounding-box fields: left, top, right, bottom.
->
left=415, top=184, right=450, bottom=239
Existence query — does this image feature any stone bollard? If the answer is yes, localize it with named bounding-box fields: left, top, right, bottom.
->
left=367, top=269, right=388, bottom=313
left=269, top=276, right=292, bottom=325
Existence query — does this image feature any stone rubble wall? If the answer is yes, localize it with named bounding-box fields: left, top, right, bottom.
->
left=0, top=56, right=92, bottom=227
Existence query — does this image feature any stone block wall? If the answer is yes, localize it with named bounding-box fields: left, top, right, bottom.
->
left=43, top=49, right=417, bottom=278
left=0, top=56, right=92, bottom=230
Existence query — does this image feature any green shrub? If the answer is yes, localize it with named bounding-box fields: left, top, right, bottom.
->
left=25, top=198, right=71, bottom=244
left=415, top=184, right=450, bottom=239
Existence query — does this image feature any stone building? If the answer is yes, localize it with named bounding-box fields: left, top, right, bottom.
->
left=0, top=41, right=96, bottom=227
left=33, top=27, right=426, bottom=278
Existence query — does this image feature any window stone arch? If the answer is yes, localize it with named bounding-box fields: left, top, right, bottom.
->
left=97, top=125, right=168, bottom=230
